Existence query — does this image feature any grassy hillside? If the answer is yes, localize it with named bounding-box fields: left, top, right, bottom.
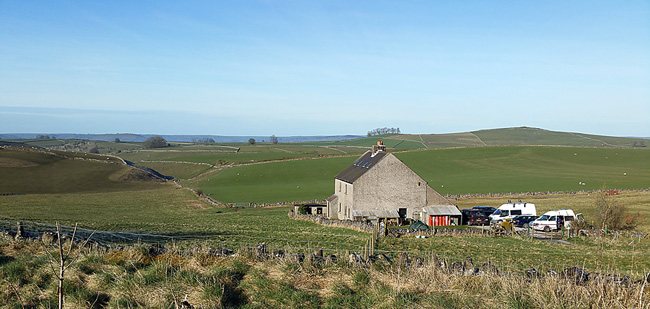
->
left=472, top=127, right=646, bottom=147
left=0, top=147, right=166, bottom=195
left=192, top=157, right=354, bottom=203
left=387, top=127, right=649, bottom=149
left=0, top=190, right=368, bottom=250
left=397, top=146, right=650, bottom=194
left=197, top=146, right=650, bottom=204
left=301, top=135, right=427, bottom=150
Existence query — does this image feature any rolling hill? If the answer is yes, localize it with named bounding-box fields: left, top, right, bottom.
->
left=0, top=147, right=165, bottom=195
left=382, top=127, right=649, bottom=149
left=195, top=146, right=650, bottom=203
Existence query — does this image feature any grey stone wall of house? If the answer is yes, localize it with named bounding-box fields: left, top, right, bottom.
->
left=326, top=195, right=338, bottom=219
left=335, top=179, right=354, bottom=220
left=352, top=154, right=428, bottom=219
left=426, top=186, right=455, bottom=206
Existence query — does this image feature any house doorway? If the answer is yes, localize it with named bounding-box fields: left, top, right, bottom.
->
left=398, top=208, right=407, bottom=225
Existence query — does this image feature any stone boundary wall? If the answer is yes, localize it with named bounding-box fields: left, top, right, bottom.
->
left=388, top=227, right=491, bottom=237
left=444, top=188, right=650, bottom=200
left=290, top=212, right=376, bottom=233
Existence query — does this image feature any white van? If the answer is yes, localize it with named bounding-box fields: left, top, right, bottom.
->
left=530, top=209, right=581, bottom=232
left=489, top=202, right=536, bottom=224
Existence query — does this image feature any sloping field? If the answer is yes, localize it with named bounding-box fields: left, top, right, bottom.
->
left=388, top=132, right=487, bottom=148
left=119, top=144, right=358, bottom=165
left=199, top=146, right=650, bottom=203
left=471, top=127, right=643, bottom=147
left=301, top=136, right=427, bottom=150
left=385, top=127, right=649, bottom=149
left=398, top=146, right=650, bottom=194
left=0, top=189, right=368, bottom=249
left=0, top=147, right=163, bottom=194
left=194, top=157, right=354, bottom=203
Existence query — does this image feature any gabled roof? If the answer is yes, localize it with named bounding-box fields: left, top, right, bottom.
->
left=335, top=151, right=387, bottom=183
left=351, top=209, right=400, bottom=219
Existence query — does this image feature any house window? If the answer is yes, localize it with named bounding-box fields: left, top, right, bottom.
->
left=338, top=182, right=341, bottom=192
left=345, top=184, right=347, bottom=195
left=417, top=182, right=421, bottom=186
left=317, top=208, right=322, bottom=215
left=339, top=203, right=341, bottom=212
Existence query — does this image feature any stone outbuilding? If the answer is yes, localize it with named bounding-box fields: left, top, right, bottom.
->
left=326, top=141, right=454, bottom=222
left=422, top=205, right=462, bottom=226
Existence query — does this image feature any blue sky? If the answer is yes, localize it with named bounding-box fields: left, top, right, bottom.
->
left=1, top=1, right=649, bottom=136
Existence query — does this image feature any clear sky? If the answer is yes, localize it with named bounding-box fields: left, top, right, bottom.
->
left=1, top=1, right=649, bottom=136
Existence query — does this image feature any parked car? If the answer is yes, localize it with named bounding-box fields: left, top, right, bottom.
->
left=461, top=209, right=489, bottom=226
left=489, top=202, right=536, bottom=224
left=472, top=206, right=497, bottom=217
left=512, top=215, right=538, bottom=228
left=531, top=209, right=583, bottom=232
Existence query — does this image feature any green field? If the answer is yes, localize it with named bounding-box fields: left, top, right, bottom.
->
left=2, top=144, right=650, bottom=283
left=0, top=188, right=369, bottom=251
left=197, top=146, right=650, bottom=203
left=0, top=147, right=162, bottom=195
left=301, top=135, right=427, bottom=150
left=389, top=127, right=649, bottom=149
left=397, top=146, right=650, bottom=194
left=191, top=157, right=354, bottom=203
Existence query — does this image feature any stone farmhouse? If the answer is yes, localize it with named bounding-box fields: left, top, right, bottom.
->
left=326, top=142, right=455, bottom=222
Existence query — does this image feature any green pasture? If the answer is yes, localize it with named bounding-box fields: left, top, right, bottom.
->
left=192, top=157, right=354, bottom=203
left=473, top=127, right=645, bottom=148
left=301, top=136, right=427, bottom=150
left=118, top=144, right=357, bottom=165
left=199, top=146, right=650, bottom=204
left=0, top=147, right=159, bottom=195
left=378, top=233, right=650, bottom=273
left=94, top=140, right=142, bottom=153
left=392, top=132, right=487, bottom=148
left=136, top=161, right=213, bottom=180
left=0, top=187, right=368, bottom=250
left=398, top=146, right=650, bottom=194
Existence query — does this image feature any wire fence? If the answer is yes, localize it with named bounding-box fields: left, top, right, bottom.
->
left=2, top=216, right=649, bottom=279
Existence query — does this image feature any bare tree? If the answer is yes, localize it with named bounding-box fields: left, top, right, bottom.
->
left=594, top=188, right=639, bottom=230
left=42, top=223, right=95, bottom=309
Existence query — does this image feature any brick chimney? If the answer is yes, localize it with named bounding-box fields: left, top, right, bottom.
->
left=372, top=141, right=386, bottom=156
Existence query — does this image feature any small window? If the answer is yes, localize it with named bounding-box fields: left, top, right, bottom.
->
left=511, top=210, right=522, bottom=215
left=417, top=182, right=421, bottom=186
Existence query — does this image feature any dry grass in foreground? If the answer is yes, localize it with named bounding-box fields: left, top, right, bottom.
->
left=1, top=238, right=649, bottom=308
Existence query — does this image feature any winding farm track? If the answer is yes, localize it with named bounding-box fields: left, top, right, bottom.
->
left=418, top=135, right=429, bottom=149
left=469, top=132, right=488, bottom=146
left=568, top=132, right=616, bottom=147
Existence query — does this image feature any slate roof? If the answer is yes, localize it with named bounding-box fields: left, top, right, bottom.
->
left=351, top=209, right=400, bottom=219
left=335, top=151, right=387, bottom=183
left=422, top=206, right=462, bottom=216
